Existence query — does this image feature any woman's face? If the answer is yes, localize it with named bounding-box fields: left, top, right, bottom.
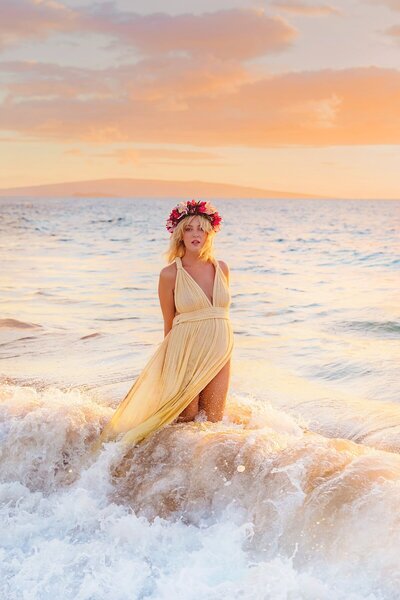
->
left=182, top=216, right=207, bottom=252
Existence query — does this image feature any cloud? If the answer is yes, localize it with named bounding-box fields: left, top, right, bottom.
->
left=0, top=60, right=117, bottom=100
left=368, top=0, right=400, bottom=10
left=362, top=1, right=400, bottom=42
left=0, top=55, right=253, bottom=105
left=1, top=62, right=399, bottom=147
left=0, top=0, right=79, bottom=51
left=83, top=6, right=297, bottom=59
left=282, top=94, right=343, bottom=128
left=0, top=2, right=297, bottom=60
left=384, top=24, right=400, bottom=39
left=0, top=4, right=398, bottom=149
left=271, top=1, right=341, bottom=16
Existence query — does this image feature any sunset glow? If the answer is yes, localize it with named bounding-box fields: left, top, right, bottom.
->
left=1, top=0, right=399, bottom=198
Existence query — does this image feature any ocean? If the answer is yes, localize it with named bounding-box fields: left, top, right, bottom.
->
left=0, top=196, right=399, bottom=599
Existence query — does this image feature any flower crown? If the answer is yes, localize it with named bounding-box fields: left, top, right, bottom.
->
left=166, top=199, right=222, bottom=234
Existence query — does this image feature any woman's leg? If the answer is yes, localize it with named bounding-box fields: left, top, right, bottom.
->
left=199, top=358, right=231, bottom=422
left=177, top=394, right=199, bottom=422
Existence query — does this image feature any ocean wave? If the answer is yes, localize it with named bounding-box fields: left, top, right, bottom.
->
left=0, top=319, right=42, bottom=330
left=0, top=384, right=399, bottom=597
left=339, top=320, right=400, bottom=338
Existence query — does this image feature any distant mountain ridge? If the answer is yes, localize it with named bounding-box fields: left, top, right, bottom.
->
left=0, top=178, right=332, bottom=199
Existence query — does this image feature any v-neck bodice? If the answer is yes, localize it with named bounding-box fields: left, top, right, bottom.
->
left=177, top=256, right=217, bottom=307
left=174, top=256, right=230, bottom=314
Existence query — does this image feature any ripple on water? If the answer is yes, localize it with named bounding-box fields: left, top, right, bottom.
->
left=338, top=320, right=400, bottom=338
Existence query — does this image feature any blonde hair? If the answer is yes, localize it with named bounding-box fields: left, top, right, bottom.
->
left=164, top=214, right=216, bottom=264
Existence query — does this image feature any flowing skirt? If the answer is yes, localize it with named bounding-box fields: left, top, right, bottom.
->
left=96, top=310, right=234, bottom=448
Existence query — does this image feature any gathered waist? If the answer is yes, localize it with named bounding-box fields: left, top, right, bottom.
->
left=172, top=306, right=230, bottom=327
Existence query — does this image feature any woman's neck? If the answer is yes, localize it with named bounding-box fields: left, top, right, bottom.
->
left=182, top=250, right=208, bottom=265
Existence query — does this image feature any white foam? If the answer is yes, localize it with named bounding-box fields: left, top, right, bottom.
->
left=0, top=384, right=399, bottom=599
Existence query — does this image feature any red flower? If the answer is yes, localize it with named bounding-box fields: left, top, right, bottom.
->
left=165, top=198, right=222, bottom=233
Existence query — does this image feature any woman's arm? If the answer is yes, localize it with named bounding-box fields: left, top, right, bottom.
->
left=158, top=266, right=176, bottom=337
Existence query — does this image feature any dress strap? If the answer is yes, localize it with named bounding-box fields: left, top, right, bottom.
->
left=175, top=256, right=183, bottom=270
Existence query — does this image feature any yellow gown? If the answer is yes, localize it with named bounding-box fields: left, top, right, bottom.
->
left=96, top=256, right=234, bottom=447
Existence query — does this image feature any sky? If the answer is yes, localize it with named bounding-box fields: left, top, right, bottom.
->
left=0, top=0, right=399, bottom=198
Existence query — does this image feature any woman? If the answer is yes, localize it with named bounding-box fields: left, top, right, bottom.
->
left=96, top=199, right=234, bottom=448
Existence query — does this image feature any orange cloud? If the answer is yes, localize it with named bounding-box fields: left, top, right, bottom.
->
left=123, top=56, right=252, bottom=103
left=1, top=62, right=399, bottom=147
left=384, top=24, right=400, bottom=40
left=271, top=1, right=341, bottom=16
left=0, top=55, right=252, bottom=106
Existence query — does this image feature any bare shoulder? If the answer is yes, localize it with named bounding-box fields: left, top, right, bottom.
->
left=160, top=262, right=177, bottom=279
left=218, top=260, right=230, bottom=281
left=159, top=262, right=177, bottom=287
